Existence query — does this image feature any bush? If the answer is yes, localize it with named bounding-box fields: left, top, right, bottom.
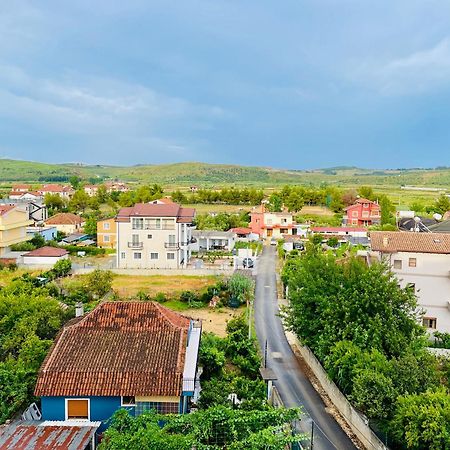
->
left=227, top=273, right=254, bottom=306
left=154, top=292, right=167, bottom=303
left=10, top=241, right=35, bottom=252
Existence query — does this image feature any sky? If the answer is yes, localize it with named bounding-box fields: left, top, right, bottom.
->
left=1, top=1, right=450, bottom=169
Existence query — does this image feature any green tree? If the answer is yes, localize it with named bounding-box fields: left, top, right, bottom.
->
left=391, top=388, right=450, bottom=450
left=84, top=270, right=114, bottom=299
left=44, top=193, right=65, bottom=211
left=69, top=189, right=89, bottom=212
left=433, top=194, right=450, bottom=215
left=69, top=175, right=81, bottom=189
left=358, top=186, right=374, bottom=200
left=267, top=194, right=282, bottom=212
left=84, top=216, right=98, bottom=236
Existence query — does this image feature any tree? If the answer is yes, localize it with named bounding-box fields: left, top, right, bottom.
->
left=69, top=189, right=89, bottom=212
left=44, top=193, right=65, bottom=211
left=30, top=233, right=45, bottom=249
left=84, top=270, right=114, bottom=299
left=84, top=216, right=98, bottom=236
left=433, top=194, right=450, bottom=215
left=391, top=388, right=450, bottom=450
left=378, top=194, right=395, bottom=226
left=69, top=175, right=81, bottom=189
left=228, top=273, right=255, bottom=306
left=267, top=194, right=282, bottom=212
left=52, top=259, right=72, bottom=278
left=285, top=192, right=304, bottom=213
left=358, top=186, right=374, bottom=200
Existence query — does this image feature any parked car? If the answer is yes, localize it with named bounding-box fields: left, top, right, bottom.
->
left=270, top=238, right=277, bottom=246
left=242, top=257, right=254, bottom=268
left=293, top=242, right=305, bottom=251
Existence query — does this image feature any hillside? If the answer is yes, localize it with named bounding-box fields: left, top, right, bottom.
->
left=1, top=158, right=450, bottom=189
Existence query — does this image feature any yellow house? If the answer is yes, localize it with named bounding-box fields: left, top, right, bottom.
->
left=0, top=205, right=33, bottom=256
left=97, top=217, right=116, bottom=249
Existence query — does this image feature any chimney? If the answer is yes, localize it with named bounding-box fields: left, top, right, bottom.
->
left=75, top=302, right=84, bottom=317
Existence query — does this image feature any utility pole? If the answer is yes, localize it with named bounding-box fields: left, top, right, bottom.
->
left=311, top=422, right=315, bottom=450
left=264, top=339, right=268, bottom=368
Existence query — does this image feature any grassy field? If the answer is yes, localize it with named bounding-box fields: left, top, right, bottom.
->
left=111, top=274, right=219, bottom=298
left=0, top=269, right=35, bottom=287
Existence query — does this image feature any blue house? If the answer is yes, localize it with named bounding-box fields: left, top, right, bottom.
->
left=35, top=301, right=201, bottom=433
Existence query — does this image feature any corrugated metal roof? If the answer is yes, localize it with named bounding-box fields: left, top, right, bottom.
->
left=0, top=421, right=100, bottom=450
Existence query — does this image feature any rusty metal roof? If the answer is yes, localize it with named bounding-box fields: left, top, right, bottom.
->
left=0, top=421, right=100, bottom=450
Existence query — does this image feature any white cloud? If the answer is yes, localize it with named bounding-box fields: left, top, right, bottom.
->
left=356, top=37, right=450, bottom=95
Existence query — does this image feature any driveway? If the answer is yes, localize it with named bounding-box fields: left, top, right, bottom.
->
left=254, top=246, right=357, bottom=450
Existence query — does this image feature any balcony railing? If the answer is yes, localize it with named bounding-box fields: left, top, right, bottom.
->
left=128, top=241, right=144, bottom=249
left=164, top=242, right=180, bottom=249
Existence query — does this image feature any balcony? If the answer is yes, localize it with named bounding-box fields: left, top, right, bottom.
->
left=164, top=242, right=180, bottom=249
left=127, top=241, right=143, bottom=249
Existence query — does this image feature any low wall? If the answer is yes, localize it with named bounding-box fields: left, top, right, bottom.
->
left=285, top=330, right=388, bottom=450
left=73, top=267, right=234, bottom=276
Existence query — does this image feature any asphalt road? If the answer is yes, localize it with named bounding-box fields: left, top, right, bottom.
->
left=254, top=246, right=357, bottom=450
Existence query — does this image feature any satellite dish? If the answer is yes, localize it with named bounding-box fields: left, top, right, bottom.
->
left=433, top=213, right=442, bottom=221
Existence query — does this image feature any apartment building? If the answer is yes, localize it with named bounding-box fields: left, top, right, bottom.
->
left=250, top=206, right=294, bottom=239
left=0, top=205, right=33, bottom=256
left=116, top=203, right=195, bottom=269
left=371, top=231, right=450, bottom=333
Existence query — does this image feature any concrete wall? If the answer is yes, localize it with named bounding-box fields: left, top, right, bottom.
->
left=284, top=331, right=388, bottom=450
left=74, top=267, right=234, bottom=276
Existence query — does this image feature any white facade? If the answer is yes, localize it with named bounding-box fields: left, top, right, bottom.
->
left=191, top=230, right=236, bottom=252
left=116, top=216, right=193, bottom=269
left=380, top=251, right=450, bottom=333
left=23, top=253, right=69, bottom=266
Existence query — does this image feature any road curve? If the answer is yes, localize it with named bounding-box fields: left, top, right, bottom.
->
left=254, top=246, right=357, bottom=450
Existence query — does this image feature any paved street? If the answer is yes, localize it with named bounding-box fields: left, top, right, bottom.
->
left=254, top=246, right=356, bottom=450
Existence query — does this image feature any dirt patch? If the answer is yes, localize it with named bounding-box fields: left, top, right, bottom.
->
left=299, top=205, right=333, bottom=216
left=181, top=307, right=245, bottom=337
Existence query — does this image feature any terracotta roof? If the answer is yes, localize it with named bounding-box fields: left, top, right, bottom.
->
left=23, top=246, right=68, bottom=257
left=39, top=184, right=74, bottom=193
left=35, top=302, right=191, bottom=397
left=11, top=184, right=31, bottom=190
left=230, top=227, right=252, bottom=234
left=46, top=213, right=83, bottom=225
left=0, top=205, right=14, bottom=216
left=370, top=231, right=450, bottom=254
left=116, top=203, right=195, bottom=223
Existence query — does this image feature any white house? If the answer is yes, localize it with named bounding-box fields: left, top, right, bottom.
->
left=191, top=230, right=236, bottom=252
left=370, top=231, right=450, bottom=333
left=23, top=246, right=69, bottom=266
left=310, top=227, right=368, bottom=238
left=116, top=203, right=195, bottom=269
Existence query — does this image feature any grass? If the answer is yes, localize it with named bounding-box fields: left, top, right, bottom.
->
left=111, top=274, right=219, bottom=298
left=0, top=268, right=36, bottom=287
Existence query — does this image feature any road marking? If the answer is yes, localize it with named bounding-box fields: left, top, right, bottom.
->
left=264, top=285, right=271, bottom=288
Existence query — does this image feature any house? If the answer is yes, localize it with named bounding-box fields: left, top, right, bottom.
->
left=190, top=185, right=199, bottom=193
left=191, top=230, right=236, bottom=252
left=229, top=227, right=259, bottom=241
left=249, top=206, right=294, bottom=239
left=0, top=205, right=33, bottom=256
left=311, top=227, right=368, bottom=240
left=83, top=184, right=99, bottom=197
left=35, top=302, right=201, bottom=433
left=0, top=198, right=48, bottom=223
left=23, top=246, right=69, bottom=265
left=26, top=226, right=57, bottom=241
left=38, top=184, right=75, bottom=199
left=104, top=181, right=129, bottom=193
left=116, top=203, right=195, bottom=269
left=343, top=198, right=381, bottom=226
left=282, top=235, right=305, bottom=252
left=45, top=213, right=84, bottom=234
left=61, top=233, right=90, bottom=246
left=97, top=217, right=116, bottom=249
left=370, top=231, right=450, bottom=333
left=10, top=184, right=31, bottom=193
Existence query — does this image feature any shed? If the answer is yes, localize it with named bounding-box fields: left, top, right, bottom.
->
left=23, top=246, right=69, bottom=265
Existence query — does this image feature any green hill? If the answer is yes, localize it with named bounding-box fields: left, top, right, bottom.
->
left=1, top=158, right=450, bottom=189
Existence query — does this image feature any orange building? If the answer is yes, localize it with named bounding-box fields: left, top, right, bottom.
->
left=97, top=217, right=116, bottom=249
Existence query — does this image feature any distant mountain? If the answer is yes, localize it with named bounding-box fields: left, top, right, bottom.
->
left=0, top=158, right=450, bottom=188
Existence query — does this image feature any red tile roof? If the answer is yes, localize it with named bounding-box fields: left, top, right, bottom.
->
left=35, top=302, right=191, bottom=397
left=230, top=227, right=252, bottom=234
left=312, top=227, right=367, bottom=233
left=23, top=246, right=68, bottom=258
left=46, top=213, right=83, bottom=225
left=370, top=231, right=450, bottom=254
left=39, top=184, right=74, bottom=193
left=0, top=205, right=14, bottom=216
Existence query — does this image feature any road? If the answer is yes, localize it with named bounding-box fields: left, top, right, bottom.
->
left=254, top=246, right=357, bottom=450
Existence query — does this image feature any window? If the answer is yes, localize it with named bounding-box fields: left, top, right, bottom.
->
left=147, top=234, right=153, bottom=239
left=393, top=259, right=402, bottom=269
left=409, top=258, right=417, bottom=267
left=167, top=253, right=175, bottom=260
left=121, top=396, right=136, bottom=406
left=146, top=218, right=161, bottom=230
left=104, top=235, right=110, bottom=242
left=423, top=317, right=437, bottom=329
left=66, top=399, right=89, bottom=420
left=132, top=218, right=144, bottom=230
left=133, top=252, right=142, bottom=259
left=352, top=211, right=358, bottom=217
left=132, top=234, right=140, bottom=244
left=151, top=253, right=158, bottom=260
left=162, top=218, right=175, bottom=230
left=103, top=222, right=110, bottom=230
left=168, top=234, right=176, bottom=244
left=267, top=219, right=273, bottom=225
left=121, top=252, right=126, bottom=259
left=135, top=401, right=179, bottom=416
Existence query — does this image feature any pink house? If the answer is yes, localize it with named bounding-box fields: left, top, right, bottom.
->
left=343, top=198, right=381, bottom=226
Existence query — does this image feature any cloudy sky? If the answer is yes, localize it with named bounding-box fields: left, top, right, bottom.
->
left=1, top=1, right=450, bottom=169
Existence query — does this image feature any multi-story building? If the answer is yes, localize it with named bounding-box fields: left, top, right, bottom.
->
left=116, top=203, right=195, bottom=269
left=38, top=184, right=75, bottom=199
left=343, top=198, right=381, bottom=226
left=45, top=213, right=84, bottom=234
left=370, top=231, right=450, bottom=333
left=97, top=217, right=117, bottom=249
left=0, top=205, right=33, bottom=256
left=250, top=206, right=294, bottom=239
